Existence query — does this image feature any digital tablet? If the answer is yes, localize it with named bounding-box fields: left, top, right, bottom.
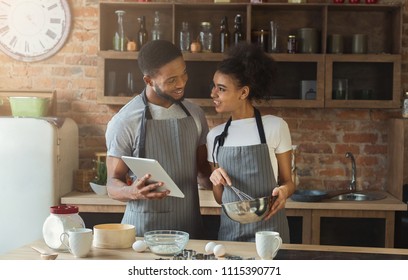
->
left=121, top=156, right=185, bottom=198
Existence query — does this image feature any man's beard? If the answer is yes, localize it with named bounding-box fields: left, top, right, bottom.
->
left=154, top=84, right=184, bottom=104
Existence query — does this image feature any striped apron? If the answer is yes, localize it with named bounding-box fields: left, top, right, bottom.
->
left=122, top=90, right=203, bottom=239
left=215, top=108, right=290, bottom=242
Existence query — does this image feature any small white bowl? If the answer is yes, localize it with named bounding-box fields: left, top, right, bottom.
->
left=89, top=182, right=107, bottom=195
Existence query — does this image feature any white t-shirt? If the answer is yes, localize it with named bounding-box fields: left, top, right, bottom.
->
left=206, top=115, right=292, bottom=181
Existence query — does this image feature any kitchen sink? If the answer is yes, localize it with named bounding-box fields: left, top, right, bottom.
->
left=331, top=191, right=387, bottom=201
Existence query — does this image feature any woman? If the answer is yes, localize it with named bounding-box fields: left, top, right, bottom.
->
left=206, top=42, right=295, bottom=242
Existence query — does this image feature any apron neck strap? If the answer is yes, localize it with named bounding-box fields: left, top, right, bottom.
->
left=177, top=100, right=191, bottom=116
left=139, top=89, right=150, bottom=158
left=212, top=117, right=232, bottom=166
left=254, top=107, right=266, bottom=144
left=212, top=107, right=266, bottom=165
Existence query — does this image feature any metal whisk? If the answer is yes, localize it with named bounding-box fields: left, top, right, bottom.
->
left=230, top=186, right=254, bottom=201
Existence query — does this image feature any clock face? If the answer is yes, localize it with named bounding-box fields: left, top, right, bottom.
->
left=0, top=0, right=71, bottom=62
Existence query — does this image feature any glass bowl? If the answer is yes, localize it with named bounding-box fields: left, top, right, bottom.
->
left=144, top=230, right=189, bottom=255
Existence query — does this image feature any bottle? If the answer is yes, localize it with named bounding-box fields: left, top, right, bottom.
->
left=42, top=205, right=85, bottom=251
left=219, top=16, right=230, bottom=53
left=233, top=14, right=244, bottom=45
left=199, top=22, right=213, bottom=53
left=402, top=92, right=408, bottom=118
left=113, top=10, right=126, bottom=51
left=151, top=11, right=162, bottom=41
left=180, top=21, right=191, bottom=52
left=138, top=16, right=148, bottom=50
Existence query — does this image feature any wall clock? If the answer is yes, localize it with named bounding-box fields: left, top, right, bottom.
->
left=0, top=0, right=71, bottom=62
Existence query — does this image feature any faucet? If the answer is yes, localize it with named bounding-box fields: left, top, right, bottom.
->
left=345, top=152, right=356, bottom=192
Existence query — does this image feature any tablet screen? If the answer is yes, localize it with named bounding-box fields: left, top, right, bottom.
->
left=121, top=156, right=185, bottom=198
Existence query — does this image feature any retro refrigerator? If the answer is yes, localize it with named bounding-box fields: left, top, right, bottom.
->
left=0, top=117, right=78, bottom=254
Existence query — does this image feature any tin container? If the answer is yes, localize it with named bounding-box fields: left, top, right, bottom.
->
left=287, top=35, right=296, bottom=53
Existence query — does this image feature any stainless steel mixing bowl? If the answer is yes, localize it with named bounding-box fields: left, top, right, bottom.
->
left=222, top=196, right=274, bottom=224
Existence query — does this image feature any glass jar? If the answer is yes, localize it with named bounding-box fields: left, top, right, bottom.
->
left=42, top=205, right=85, bottom=251
left=199, top=22, right=213, bottom=53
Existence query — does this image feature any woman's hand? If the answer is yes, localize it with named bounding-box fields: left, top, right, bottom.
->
left=264, top=185, right=290, bottom=220
left=210, top=167, right=231, bottom=204
left=210, top=167, right=231, bottom=187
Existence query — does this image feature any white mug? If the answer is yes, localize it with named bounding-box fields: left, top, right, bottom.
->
left=255, top=231, right=282, bottom=260
left=60, top=228, right=93, bottom=258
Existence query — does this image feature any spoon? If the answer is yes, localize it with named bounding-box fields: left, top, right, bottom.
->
left=31, top=246, right=58, bottom=260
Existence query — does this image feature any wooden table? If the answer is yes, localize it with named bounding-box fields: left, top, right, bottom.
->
left=2, top=239, right=408, bottom=260
left=61, top=190, right=407, bottom=247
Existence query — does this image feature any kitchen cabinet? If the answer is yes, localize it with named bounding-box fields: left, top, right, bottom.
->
left=97, top=2, right=402, bottom=109
left=61, top=189, right=407, bottom=247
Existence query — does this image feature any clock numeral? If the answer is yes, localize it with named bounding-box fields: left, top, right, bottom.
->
left=39, top=40, right=45, bottom=49
left=25, top=41, right=29, bottom=53
left=48, top=3, right=58, bottom=10
left=46, top=29, right=57, bottom=40
left=9, top=35, right=17, bottom=48
left=0, top=14, right=7, bottom=20
left=50, top=18, right=62, bottom=24
left=0, top=25, right=9, bottom=36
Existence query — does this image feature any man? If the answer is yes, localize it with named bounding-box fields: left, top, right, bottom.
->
left=105, top=40, right=211, bottom=239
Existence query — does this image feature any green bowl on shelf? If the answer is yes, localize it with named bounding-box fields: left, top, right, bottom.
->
left=9, top=97, right=49, bottom=117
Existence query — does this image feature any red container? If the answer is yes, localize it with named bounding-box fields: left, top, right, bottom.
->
left=349, top=0, right=360, bottom=3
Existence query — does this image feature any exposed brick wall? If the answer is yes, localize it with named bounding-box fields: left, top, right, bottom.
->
left=0, top=0, right=406, bottom=192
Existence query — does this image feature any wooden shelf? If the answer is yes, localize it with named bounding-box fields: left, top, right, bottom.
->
left=97, top=2, right=402, bottom=108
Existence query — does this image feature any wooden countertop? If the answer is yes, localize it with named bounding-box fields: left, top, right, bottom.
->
left=61, top=189, right=407, bottom=214
left=2, top=238, right=408, bottom=260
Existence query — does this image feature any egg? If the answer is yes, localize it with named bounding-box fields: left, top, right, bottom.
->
left=132, top=240, right=147, bottom=252
left=205, top=241, right=217, bottom=254
left=213, top=244, right=226, bottom=257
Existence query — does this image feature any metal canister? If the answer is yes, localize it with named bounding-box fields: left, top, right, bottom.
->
left=287, top=35, right=296, bottom=53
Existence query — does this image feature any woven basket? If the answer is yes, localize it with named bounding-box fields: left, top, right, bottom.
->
left=74, top=169, right=96, bottom=192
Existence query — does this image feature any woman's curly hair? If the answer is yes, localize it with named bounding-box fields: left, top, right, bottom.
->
left=216, top=42, right=277, bottom=101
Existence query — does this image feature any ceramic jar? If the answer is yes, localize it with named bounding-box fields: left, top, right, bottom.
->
left=42, top=205, right=85, bottom=251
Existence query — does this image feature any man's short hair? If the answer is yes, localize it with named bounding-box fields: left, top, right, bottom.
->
left=138, top=40, right=182, bottom=77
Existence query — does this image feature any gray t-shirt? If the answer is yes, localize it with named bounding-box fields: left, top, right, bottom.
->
left=105, top=94, right=209, bottom=158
